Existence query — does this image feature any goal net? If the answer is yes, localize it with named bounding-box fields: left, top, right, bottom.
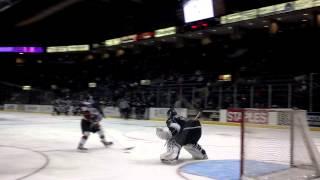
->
left=239, top=108, right=320, bottom=180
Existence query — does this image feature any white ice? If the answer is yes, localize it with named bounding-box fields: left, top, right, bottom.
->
left=1, top=112, right=320, bottom=180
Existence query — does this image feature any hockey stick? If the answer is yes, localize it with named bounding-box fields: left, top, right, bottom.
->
left=193, top=111, right=202, bottom=121
left=103, top=129, right=135, bottom=151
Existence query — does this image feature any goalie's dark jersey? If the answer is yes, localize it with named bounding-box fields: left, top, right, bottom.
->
left=166, top=116, right=202, bottom=146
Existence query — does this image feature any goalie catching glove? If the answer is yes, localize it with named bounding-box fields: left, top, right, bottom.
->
left=156, top=127, right=172, bottom=140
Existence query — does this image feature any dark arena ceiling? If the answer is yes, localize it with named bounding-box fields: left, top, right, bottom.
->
left=0, top=0, right=179, bottom=45
left=0, top=0, right=296, bottom=45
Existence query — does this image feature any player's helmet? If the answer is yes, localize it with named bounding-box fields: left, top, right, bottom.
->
left=80, top=101, right=92, bottom=111
left=80, top=102, right=92, bottom=119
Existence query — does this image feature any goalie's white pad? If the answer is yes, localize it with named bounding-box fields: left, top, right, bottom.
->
left=184, top=144, right=208, bottom=160
left=156, top=127, right=172, bottom=140
left=160, top=139, right=181, bottom=163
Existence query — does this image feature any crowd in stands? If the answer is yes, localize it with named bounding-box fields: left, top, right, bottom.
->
left=0, top=23, right=319, bottom=111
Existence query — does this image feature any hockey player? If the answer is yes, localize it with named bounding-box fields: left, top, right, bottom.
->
left=156, top=108, right=208, bottom=163
left=77, top=102, right=113, bottom=150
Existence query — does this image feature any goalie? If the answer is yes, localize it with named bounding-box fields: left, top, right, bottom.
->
left=156, top=108, right=208, bottom=163
left=77, top=102, right=113, bottom=150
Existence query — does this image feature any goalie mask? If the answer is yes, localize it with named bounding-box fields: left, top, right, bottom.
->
left=167, top=108, right=177, bottom=119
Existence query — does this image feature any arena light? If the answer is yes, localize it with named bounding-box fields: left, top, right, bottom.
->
left=47, top=45, right=89, bottom=53
left=202, top=23, right=208, bottom=27
left=46, top=46, right=68, bottom=53
left=120, top=35, right=137, bottom=44
left=155, top=27, right=176, bottom=37
left=22, top=85, right=32, bottom=90
left=102, top=53, right=110, bottom=59
left=140, top=80, right=151, bottom=85
left=295, top=0, right=313, bottom=10
left=220, top=13, right=242, bottom=24
left=88, top=82, right=97, bottom=88
left=51, top=84, right=57, bottom=90
left=221, top=0, right=320, bottom=25
left=0, top=46, right=44, bottom=53
left=218, top=74, right=232, bottom=81
left=258, top=6, right=275, bottom=17
left=137, top=32, right=154, bottom=40
left=270, top=22, right=279, bottom=34
left=201, top=37, right=212, bottom=45
left=67, top=45, right=89, bottom=52
left=116, top=49, right=125, bottom=57
left=105, top=38, right=121, bottom=47
left=241, top=9, right=257, bottom=21
left=15, top=58, right=24, bottom=64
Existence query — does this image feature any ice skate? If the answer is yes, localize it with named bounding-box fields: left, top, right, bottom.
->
left=102, top=141, right=113, bottom=147
left=77, top=144, right=88, bottom=150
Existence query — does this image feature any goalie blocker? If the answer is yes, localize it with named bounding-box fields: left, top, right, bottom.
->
left=156, top=108, right=208, bottom=163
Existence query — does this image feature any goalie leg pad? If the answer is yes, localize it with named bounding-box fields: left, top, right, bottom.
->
left=160, top=139, right=181, bottom=162
left=184, top=144, right=208, bottom=160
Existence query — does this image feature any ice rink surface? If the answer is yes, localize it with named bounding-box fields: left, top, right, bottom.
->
left=1, top=111, right=320, bottom=180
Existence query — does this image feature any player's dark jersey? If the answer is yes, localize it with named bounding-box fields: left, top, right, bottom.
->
left=81, top=107, right=103, bottom=133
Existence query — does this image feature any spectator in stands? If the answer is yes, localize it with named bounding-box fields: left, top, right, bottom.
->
left=119, top=98, right=130, bottom=119
left=133, top=98, right=146, bottom=120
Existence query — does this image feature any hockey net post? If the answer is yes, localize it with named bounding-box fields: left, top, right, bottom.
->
left=238, top=108, right=320, bottom=180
